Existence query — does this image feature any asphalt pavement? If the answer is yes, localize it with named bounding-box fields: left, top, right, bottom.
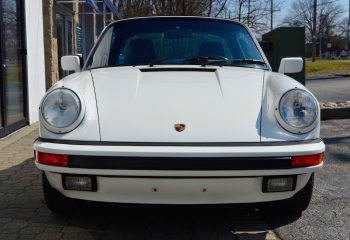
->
left=306, top=76, right=350, bottom=103
left=265, top=119, right=350, bottom=239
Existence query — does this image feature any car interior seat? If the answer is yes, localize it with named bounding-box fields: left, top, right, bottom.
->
left=198, top=42, right=225, bottom=57
left=124, top=39, right=157, bottom=65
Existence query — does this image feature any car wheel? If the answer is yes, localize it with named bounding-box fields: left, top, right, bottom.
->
left=260, top=173, right=314, bottom=213
left=42, top=171, right=85, bottom=214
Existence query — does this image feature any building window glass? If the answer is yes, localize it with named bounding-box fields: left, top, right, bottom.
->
left=56, top=12, right=73, bottom=79
left=56, top=13, right=64, bottom=79
left=1, top=0, right=25, bottom=128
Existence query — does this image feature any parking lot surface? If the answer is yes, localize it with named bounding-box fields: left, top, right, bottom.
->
left=1, top=120, right=350, bottom=239
left=306, top=76, right=350, bottom=103
left=264, top=119, right=350, bottom=239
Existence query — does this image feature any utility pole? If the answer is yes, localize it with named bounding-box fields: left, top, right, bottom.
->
left=312, top=0, right=317, bottom=62
left=271, top=0, right=273, bottom=31
left=348, top=0, right=350, bottom=58
left=103, top=4, right=106, bottom=28
left=319, top=14, right=324, bottom=60
left=93, top=9, right=97, bottom=42
left=248, top=0, right=251, bottom=27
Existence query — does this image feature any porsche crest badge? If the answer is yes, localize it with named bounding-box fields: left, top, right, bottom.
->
left=174, top=124, right=186, bottom=132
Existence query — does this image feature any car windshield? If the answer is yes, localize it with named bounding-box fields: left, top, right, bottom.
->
left=85, top=18, right=267, bottom=70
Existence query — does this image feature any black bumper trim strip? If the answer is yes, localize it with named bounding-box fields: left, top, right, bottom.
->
left=68, top=156, right=291, bottom=170
left=37, top=137, right=322, bottom=147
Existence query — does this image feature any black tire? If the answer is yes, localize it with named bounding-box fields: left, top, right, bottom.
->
left=260, top=173, right=314, bottom=213
left=42, top=171, right=85, bottom=214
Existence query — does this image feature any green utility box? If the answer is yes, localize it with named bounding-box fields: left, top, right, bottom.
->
left=259, top=27, right=305, bottom=85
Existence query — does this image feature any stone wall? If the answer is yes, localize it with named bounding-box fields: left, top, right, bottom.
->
left=42, top=0, right=58, bottom=91
left=73, top=2, right=79, bottom=57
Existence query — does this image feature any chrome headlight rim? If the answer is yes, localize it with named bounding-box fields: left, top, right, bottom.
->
left=274, top=88, right=319, bottom=134
left=39, top=87, right=86, bottom=134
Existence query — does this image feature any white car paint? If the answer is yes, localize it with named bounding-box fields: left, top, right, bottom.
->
left=61, top=56, right=81, bottom=72
left=43, top=171, right=313, bottom=204
left=39, top=66, right=321, bottom=142
left=261, top=71, right=320, bottom=141
left=39, top=71, right=100, bottom=141
left=278, top=57, right=303, bottom=74
left=92, top=66, right=264, bottom=142
left=34, top=139, right=325, bottom=159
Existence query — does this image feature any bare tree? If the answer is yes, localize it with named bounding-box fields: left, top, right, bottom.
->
left=2, top=0, right=22, bottom=60
left=115, top=0, right=229, bottom=18
left=279, top=0, right=342, bottom=43
left=115, top=0, right=285, bottom=35
left=116, top=0, right=153, bottom=18
left=215, top=0, right=286, bottom=35
left=336, top=17, right=349, bottom=38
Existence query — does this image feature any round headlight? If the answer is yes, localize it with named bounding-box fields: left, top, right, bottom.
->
left=40, top=88, right=85, bottom=133
left=275, top=89, right=318, bottom=134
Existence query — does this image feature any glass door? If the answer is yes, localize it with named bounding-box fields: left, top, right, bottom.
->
left=0, top=0, right=27, bottom=138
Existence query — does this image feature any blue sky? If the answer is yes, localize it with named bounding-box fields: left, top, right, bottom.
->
left=275, top=0, right=349, bottom=25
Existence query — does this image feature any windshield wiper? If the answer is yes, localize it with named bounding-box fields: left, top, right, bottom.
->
left=183, top=56, right=229, bottom=66
left=231, top=59, right=267, bottom=66
left=150, top=58, right=180, bottom=67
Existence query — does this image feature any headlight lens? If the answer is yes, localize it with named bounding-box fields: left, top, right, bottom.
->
left=279, top=89, right=318, bottom=131
left=42, top=88, right=81, bottom=128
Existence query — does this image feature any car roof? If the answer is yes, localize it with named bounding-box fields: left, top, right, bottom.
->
left=107, top=16, right=246, bottom=28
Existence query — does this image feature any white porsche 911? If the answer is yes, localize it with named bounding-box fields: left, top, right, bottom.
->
left=34, top=16, right=325, bottom=214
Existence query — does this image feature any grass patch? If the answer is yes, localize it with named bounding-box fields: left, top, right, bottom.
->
left=305, top=60, right=350, bottom=75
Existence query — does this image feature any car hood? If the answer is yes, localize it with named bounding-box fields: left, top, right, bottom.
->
left=91, top=66, right=264, bottom=142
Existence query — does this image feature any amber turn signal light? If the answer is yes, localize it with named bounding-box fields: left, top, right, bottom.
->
left=36, top=151, right=69, bottom=167
left=291, top=153, right=323, bottom=168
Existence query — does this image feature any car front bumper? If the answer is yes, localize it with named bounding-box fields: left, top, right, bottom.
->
left=34, top=138, right=325, bottom=204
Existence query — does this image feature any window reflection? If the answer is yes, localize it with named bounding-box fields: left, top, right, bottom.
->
left=56, top=13, right=64, bottom=80
left=56, top=13, right=73, bottom=78
left=2, top=0, right=24, bottom=125
left=0, top=97, right=2, bottom=128
left=68, top=19, right=73, bottom=55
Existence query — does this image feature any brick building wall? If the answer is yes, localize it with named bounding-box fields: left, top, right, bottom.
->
left=42, top=0, right=80, bottom=91
left=42, top=0, right=58, bottom=91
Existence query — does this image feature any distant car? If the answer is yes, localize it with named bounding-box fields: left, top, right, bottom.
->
left=339, top=50, right=348, bottom=59
left=331, top=53, right=340, bottom=59
left=34, top=16, right=325, bottom=214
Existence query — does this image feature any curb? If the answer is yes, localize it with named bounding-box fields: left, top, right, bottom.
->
left=320, top=102, right=350, bottom=120
left=321, top=108, right=350, bottom=120
left=335, top=74, right=350, bottom=77
left=306, top=76, right=344, bottom=80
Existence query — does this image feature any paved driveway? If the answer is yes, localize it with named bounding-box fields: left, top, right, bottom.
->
left=0, top=124, right=277, bottom=240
